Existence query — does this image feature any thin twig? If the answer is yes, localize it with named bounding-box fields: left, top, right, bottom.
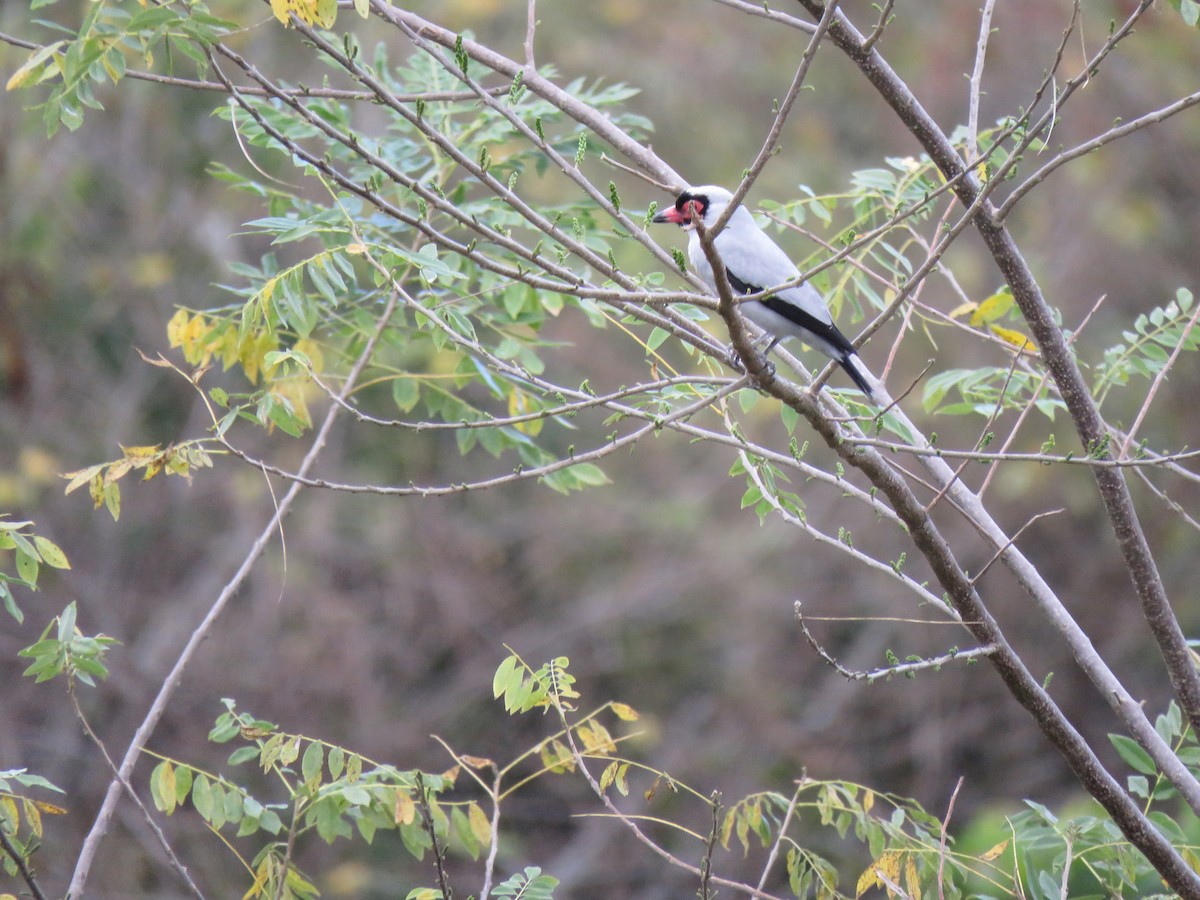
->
left=861, top=0, right=895, bottom=53
left=755, top=782, right=804, bottom=894
left=966, top=0, right=998, bottom=164
left=479, top=764, right=503, bottom=900
left=0, top=822, right=47, bottom=900
left=1059, top=833, right=1074, bottom=900
left=523, top=0, right=537, bottom=70
left=415, top=772, right=453, bottom=900
left=937, top=777, right=964, bottom=900
left=721, top=0, right=841, bottom=230
left=270, top=801, right=304, bottom=900
left=1119, top=296, right=1200, bottom=459
left=795, top=602, right=995, bottom=682
left=699, top=791, right=722, bottom=900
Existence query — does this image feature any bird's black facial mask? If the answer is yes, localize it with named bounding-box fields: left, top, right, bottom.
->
left=652, top=191, right=709, bottom=228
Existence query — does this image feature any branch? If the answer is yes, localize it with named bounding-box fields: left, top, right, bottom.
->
left=698, top=791, right=721, bottom=900
left=723, top=0, right=840, bottom=225
left=791, top=2, right=1200, bottom=890
left=997, top=87, right=1200, bottom=221
left=1119, top=296, right=1200, bottom=460
left=0, top=823, right=47, bottom=900
left=371, top=2, right=685, bottom=190
left=415, top=772, right=453, bottom=900
left=965, top=0, right=997, bottom=164
left=755, top=782, right=803, bottom=894
left=937, top=777, right=964, bottom=900
left=795, top=603, right=996, bottom=682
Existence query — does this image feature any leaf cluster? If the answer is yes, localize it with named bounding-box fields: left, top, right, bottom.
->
left=0, top=518, right=69, bottom=623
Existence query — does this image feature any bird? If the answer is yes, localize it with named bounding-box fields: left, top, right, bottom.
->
left=653, top=184, right=879, bottom=403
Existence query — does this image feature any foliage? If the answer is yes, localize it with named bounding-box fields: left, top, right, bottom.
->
left=1092, top=288, right=1200, bottom=407
left=0, top=517, right=69, bottom=623
left=7, top=0, right=1200, bottom=897
left=0, top=768, right=67, bottom=887
left=102, top=654, right=1200, bottom=898
left=17, top=601, right=118, bottom=686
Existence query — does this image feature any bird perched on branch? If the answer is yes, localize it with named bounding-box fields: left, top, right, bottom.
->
left=653, top=185, right=879, bottom=403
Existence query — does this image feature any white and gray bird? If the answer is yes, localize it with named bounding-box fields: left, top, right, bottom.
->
left=653, top=185, right=878, bottom=402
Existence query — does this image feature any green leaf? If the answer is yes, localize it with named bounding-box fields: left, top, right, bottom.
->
left=1109, top=734, right=1157, bottom=776
left=153, top=761, right=178, bottom=814
left=192, top=773, right=214, bottom=821
left=302, top=741, right=324, bottom=784
left=15, top=549, right=38, bottom=588
left=328, top=745, right=345, bottom=780
left=32, top=536, right=70, bottom=569
left=392, top=377, right=420, bottom=413
left=493, top=654, right=520, bottom=700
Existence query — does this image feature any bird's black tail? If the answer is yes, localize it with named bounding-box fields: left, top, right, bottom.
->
left=839, top=352, right=879, bottom=405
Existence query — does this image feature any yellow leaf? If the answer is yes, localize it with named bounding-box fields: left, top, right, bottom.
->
left=157, top=762, right=177, bottom=814
left=167, top=308, right=191, bottom=348
left=394, top=790, right=415, bottom=825
left=614, top=762, right=629, bottom=796
left=269, top=0, right=294, bottom=25
left=539, top=738, right=574, bottom=774
left=600, top=761, right=618, bottom=792
left=5, top=42, right=62, bottom=92
left=988, top=324, right=1036, bottom=352
left=578, top=721, right=615, bottom=755
left=904, top=855, right=921, bottom=900
left=857, top=851, right=901, bottom=897
left=468, top=801, right=491, bottom=846
left=293, top=337, right=325, bottom=375
left=459, top=755, right=495, bottom=770
left=970, top=288, right=1014, bottom=326
left=243, top=858, right=271, bottom=899
left=22, top=799, right=42, bottom=838
left=175, top=313, right=211, bottom=365
left=980, top=839, right=1010, bottom=861
left=610, top=702, right=639, bottom=721
left=88, top=473, right=105, bottom=510
left=270, top=381, right=313, bottom=429
left=507, top=389, right=543, bottom=436
left=0, top=796, right=18, bottom=830
left=862, top=789, right=874, bottom=814
left=855, top=863, right=879, bottom=898
left=120, top=444, right=162, bottom=461
left=105, top=459, right=133, bottom=484
left=947, top=301, right=976, bottom=320
left=314, top=0, right=337, bottom=27
left=31, top=799, right=68, bottom=816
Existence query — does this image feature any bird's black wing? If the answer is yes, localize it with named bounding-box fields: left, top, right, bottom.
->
left=724, top=270, right=857, bottom=359
left=725, top=269, right=873, bottom=396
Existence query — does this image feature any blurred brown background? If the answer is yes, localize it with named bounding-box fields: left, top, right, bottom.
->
left=4, top=0, right=1200, bottom=896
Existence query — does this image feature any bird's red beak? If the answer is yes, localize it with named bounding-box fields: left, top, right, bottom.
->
left=652, top=206, right=688, bottom=225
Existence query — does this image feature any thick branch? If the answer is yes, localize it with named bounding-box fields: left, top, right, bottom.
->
left=793, top=1, right=1200, bottom=891
left=696, top=194, right=1200, bottom=895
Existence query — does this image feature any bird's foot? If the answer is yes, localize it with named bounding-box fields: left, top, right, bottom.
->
left=726, top=343, right=776, bottom=383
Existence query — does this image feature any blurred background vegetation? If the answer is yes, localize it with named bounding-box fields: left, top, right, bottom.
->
left=4, top=0, right=1200, bottom=895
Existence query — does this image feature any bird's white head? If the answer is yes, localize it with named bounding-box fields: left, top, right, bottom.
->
left=652, top=185, right=734, bottom=230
